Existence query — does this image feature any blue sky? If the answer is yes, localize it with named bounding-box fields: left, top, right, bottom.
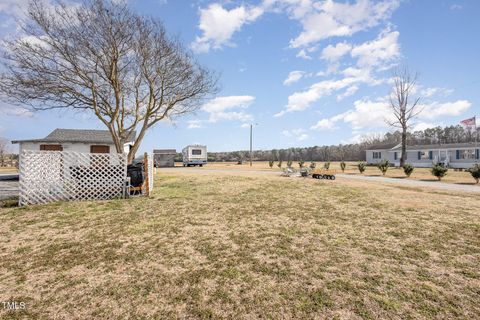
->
left=0, top=0, right=479, bottom=153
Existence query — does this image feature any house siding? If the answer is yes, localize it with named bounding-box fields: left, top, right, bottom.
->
left=19, top=142, right=119, bottom=154
left=366, top=149, right=390, bottom=164
left=390, top=148, right=479, bottom=169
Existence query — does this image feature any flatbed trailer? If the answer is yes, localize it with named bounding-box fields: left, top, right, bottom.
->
left=311, top=168, right=336, bottom=180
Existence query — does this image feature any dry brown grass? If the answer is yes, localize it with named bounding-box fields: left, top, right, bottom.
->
left=1, top=171, right=479, bottom=319
left=194, top=161, right=478, bottom=185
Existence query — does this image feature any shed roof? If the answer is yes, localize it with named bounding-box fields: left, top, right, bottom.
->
left=153, top=149, right=177, bottom=154
left=12, top=129, right=136, bottom=144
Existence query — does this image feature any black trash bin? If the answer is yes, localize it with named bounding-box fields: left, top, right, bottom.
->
left=127, top=164, right=144, bottom=193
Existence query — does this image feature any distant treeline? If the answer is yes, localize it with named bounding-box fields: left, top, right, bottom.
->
left=175, top=125, right=479, bottom=162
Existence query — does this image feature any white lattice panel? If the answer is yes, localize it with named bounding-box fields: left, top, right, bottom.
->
left=147, top=153, right=154, bottom=192
left=19, top=150, right=127, bottom=206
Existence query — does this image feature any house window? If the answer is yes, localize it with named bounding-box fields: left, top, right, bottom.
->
left=418, top=151, right=431, bottom=160
left=458, top=149, right=475, bottom=160
left=372, top=151, right=382, bottom=159
left=40, top=144, right=63, bottom=151
left=90, top=145, right=110, bottom=153
left=192, top=149, right=202, bottom=155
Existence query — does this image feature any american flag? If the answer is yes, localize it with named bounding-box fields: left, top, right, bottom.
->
left=460, top=116, right=476, bottom=127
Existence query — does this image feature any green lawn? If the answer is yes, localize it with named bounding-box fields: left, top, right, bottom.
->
left=1, top=172, right=479, bottom=319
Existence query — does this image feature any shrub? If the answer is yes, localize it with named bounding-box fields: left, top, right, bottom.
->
left=403, top=163, right=414, bottom=177
left=377, top=160, right=390, bottom=176
left=324, top=162, right=330, bottom=169
left=309, top=162, right=316, bottom=170
left=287, top=160, right=293, bottom=168
left=277, top=160, right=283, bottom=168
left=431, top=164, right=448, bottom=181
left=357, top=162, right=366, bottom=174
left=340, top=161, right=346, bottom=172
left=298, top=160, right=305, bottom=168
left=268, top=160, right=274, bottom=168
left=467, top=164, right=480, bottom=184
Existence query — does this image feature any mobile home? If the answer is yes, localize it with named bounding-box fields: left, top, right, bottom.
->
left=182, top=145, right=207, bottom=167
left=366, top=142, right=479, bottom=169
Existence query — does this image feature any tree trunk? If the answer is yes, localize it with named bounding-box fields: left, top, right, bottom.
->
left=400, top=127, right=407, bottom=167
left=127, top=123, right=149, bottom=164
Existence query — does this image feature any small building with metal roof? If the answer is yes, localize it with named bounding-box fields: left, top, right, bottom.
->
left=12, top=128, right=136, bottom=155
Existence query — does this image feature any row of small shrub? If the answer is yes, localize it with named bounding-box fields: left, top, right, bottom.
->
left=268, top=160, right=332, bottom=169
left=268, top=160, right=480, bottom=183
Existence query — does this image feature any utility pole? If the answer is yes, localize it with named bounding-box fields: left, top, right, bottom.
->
left=250, top=124, right=253, bottom=167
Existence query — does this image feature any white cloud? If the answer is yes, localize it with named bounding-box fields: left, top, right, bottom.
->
left=191, top=3, right=264, bottom=53
left=191, top=0, right=401, bottom=55
left=187, top=120, right=203, bottom=129
left=311, top=97, right=472, bottom=135
left=338, top=98, right=393, bottom=129
left=0, top=0, right=30, bottom=18
left=201, top=95, right=255, bottom=123
left=309, top=97, right=392, bottom=132
left=276, top=66, right=378, bottom=117
left=341, top=131, right=386, bottom=144
left=287, top=0, right=400, bottom=48
left=320, top=41, right=352, bottom=62
left=283, top=70, right=306, bottom=86
left=411, top=122, right=441, bottom=132
left=296, top=49, right=312, bottom=60
left=337, top=85, right=359, bottom=101
left=310, top=118, right=337, bottom=130
left=420, top=87, right=454, bottom=98
left=316, top=63, right=340, bottom=77
left=450, top=4, right=462, bottom=10
left=282, top=128, right=309, bottom=141
left=275, top=77, right=356, bottom=116
left=419, top=100, right=471, bottom=120
left=0, top=102, right=34, bottom=117
left=350, top=29, right=400, bottom=68
left=277, top=27, right=400, bottom=117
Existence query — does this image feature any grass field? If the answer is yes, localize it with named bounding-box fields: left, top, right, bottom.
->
left=1, top=171, right=479, bottom=319
left=187, top=161, right=479, bottom=185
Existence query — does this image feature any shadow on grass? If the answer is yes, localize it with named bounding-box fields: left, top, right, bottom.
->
left=0, top=197, right=19, bottom=208
left=454, top=182, right=477, bottom=186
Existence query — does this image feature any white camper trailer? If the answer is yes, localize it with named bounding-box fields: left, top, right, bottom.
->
left=182, top=145, right=207, bottom=167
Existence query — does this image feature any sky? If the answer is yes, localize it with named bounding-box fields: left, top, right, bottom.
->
left=0, top=0, right=479, bottom=153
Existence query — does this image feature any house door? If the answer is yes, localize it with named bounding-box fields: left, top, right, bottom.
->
left=439, top=150, right=447, bottom=161
left=40, top=144, right=63, bottom=151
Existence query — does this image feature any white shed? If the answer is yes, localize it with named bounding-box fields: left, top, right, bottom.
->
left=12, top=128, right=136, bottom=155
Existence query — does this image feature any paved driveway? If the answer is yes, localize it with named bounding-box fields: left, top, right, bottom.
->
left=0, top=181, right=19, bottom=200
left=159, top=167, right=480, bottom=193
left=0, top=173, right=19, bottom=200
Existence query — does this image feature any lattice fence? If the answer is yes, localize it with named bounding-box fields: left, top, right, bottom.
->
left=147, top=153, right=154, bottom=192
left=19, top=150, right=127, bottom=206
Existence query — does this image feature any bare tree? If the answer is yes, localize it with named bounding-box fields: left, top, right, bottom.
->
left=0, top=0, right=217, bottom=163
left=387, top=67, right=422, bottom=167
left=0, top=137, right=9, bottom=167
